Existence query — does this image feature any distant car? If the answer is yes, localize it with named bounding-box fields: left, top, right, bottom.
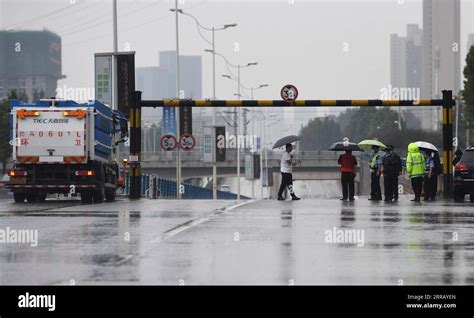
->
left=454, top=147, right=474, bottom=202
left=220, top=185, right=230, bottom=192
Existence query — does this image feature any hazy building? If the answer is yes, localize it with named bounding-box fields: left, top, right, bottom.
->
left=390, top=24, right=423, bottom=128
left=390, top=24, right=422, bottom=95
left=390, top=34, right=407, bottom=89
left=136, top=51, right=203, bottom=137
left=468, top=33, right=474, bottom=52
left=158, top=51, right=202, bottom=99
left=136, top=52, right=203, bottom=123
left=422, top=0, right=461, bottom=130
left=0, top=30, right=63, bottom=101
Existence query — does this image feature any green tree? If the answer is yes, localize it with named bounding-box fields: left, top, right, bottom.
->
left=0, top=91, right=19, bottom=174
left=299, top=117, right=341, bottom=150
left=463, top=45, right=474, bottom=143
left=341, top=107, right=402, bottom=145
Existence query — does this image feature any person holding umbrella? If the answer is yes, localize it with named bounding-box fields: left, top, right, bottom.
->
left=414, top=141, right=439, bottom=202
left=406, top=143, right=425, bottom=202
left=272, top=136, right=301, bottom=201
left=358, top=140, right=386, bottom=201
left=330, top=141, right=361, bottom=201
left=338, top=150, right=358, bottom=201
left=277, top=143, right=301, bottom=201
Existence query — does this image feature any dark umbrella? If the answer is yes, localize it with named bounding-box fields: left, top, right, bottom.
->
left=272, top=135, right=300, bottom=149
left=329, top=141, right=362, bottom=152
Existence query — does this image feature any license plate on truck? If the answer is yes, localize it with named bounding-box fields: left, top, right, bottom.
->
left=14, top=109, right=87, bottom=162
left=9, top=177, right=27, bottom=184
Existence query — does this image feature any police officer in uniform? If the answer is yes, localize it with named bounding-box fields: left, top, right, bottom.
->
left=406, top=143, right=425, bottom=202
left=381, top=145, right=402, bottom=202
left=368, top=145, right=383, bottom=201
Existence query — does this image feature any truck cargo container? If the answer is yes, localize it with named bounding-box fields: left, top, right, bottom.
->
left=6, top=99, right=128, bottom=203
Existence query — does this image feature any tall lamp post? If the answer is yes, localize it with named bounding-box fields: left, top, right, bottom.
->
left=221, top=62, right=258, bottom=200
left=171, top=0, right=181, bottom=199
left=249, top=84, right=268, bottom=199
left=170, top=9, right=237, bottom=200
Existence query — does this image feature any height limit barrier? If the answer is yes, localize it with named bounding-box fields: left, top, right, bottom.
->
left=129, top=90, right=455, bottom=200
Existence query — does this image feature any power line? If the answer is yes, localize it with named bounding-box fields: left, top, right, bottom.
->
left=63, top=0, right=207, bottom=48
left=59, top=0, right=167, bottom=37
left=4, top=1, right=90, bottom=29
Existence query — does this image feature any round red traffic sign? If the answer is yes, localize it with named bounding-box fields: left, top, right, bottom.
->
left=280, top=84, right=299, bottom=101
left=160, top=134, right=177, bottom=151
left=179, top=133, right=196, bottom=151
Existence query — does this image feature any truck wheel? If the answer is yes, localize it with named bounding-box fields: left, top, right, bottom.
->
left=26, top=193, right=37, bottom=203
left=105, top=188, right=116, bottom=201
left=93, top=188, right=104, bottom=203
left=454, top=190, right=464, bottom=202
left=36, top=194, right=47, bottom=202
left=13, top=193, right=26, bottom=203
left=81, top=191, right=93, bottom=204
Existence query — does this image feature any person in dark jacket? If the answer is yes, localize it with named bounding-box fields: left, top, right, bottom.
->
left=453, top=149, right=463, bottom=167
left=338, top=150, right=357, bottom=201
left=424, top=150, right=440, bottom=201
left=381, top=145, right=402, bottom=202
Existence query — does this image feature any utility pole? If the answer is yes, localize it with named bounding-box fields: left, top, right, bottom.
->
left=112, top=0, right=118, bottom=111
left=236, top=65, right=241, bottom=201
left=174, top=0, right=181, bottom=199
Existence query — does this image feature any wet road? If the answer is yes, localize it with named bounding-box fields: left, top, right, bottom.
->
left=1, top=195, right=474, bottom=285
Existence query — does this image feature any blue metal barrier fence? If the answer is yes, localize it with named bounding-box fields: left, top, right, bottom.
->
left=123, top=173, right=250, bottom=200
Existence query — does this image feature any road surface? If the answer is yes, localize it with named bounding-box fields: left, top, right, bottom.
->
left=0, top=194, right=473, bottom=285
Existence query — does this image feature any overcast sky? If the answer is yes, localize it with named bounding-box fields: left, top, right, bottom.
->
left=1, top=0, right=473, bottom=103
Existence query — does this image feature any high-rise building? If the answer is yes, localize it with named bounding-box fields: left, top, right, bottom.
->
left=158, top=51, right=202, bottom=99
left=390, top=25, right=423, bottom=93
left=0, top=30, right=64, bottom=101
left=390, top=24, right=423, bottom=128
left=468, top=33, right=474, bottom=52
left=422, top=0, right=461, bottom=130
left=390, top=34, right=407, bottom=89
left=135, top=51, right=203, bottom=134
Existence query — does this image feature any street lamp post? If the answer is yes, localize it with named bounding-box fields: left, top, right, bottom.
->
left=174, top=10, right=236, bottom=200
left=221, top=62, right=257, bottom=200
left=173, top=0, right=181, bottom=199
left=249, top=84, right=268, bottom=199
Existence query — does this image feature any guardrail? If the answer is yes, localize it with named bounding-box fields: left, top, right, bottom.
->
left=122, top=173, right=249, bottom=200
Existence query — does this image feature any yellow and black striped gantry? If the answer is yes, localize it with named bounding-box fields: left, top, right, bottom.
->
left=140, top=98, right=455, bottom=108
left=127, top=90, right=456, bottom=199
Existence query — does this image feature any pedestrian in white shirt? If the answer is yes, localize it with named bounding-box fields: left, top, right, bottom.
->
left=277, top=143, right=301, bottom=200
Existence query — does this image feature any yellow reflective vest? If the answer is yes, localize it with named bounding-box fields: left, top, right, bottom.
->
left=406, top=143, right=425, bottom=178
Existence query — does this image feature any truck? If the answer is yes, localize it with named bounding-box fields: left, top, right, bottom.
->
left=6, top=99, right=128, bottom=203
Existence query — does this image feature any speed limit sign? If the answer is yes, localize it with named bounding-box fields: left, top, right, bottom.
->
left=160, top=134, right=177, bottom=151
left=179, top=133, right=196, bottom=151
left=280, top=84, right=299, bottom=101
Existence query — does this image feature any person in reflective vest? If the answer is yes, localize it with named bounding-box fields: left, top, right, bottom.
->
left=368, top=145, right=383, bottom=201
left=406, top=143, right=425, bottom=202
left=338, top=150, right=357, bottom=201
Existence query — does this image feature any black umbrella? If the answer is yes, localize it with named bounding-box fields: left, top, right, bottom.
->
left=329, top=141, right=362, bottom=152
left=272, top=135, right=300, bottom=149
